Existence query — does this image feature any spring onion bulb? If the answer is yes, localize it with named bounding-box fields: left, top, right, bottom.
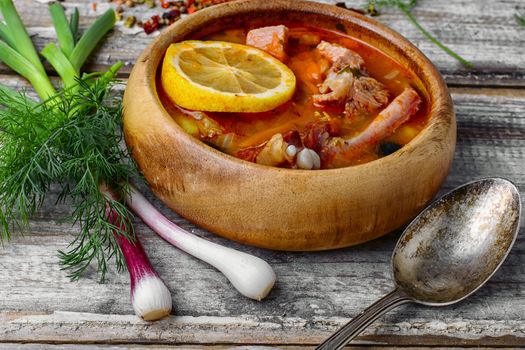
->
left=104, top=192, right=172, bottom=321
left=126, top=186, right=276, bottom=301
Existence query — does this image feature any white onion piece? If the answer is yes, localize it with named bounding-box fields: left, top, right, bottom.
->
left=297, top=148, right=321, bottom=170
left=126, top=186, right=276, bottom=301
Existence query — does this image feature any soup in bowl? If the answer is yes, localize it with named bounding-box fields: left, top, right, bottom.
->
left=123, top=0, right=455, bottom=250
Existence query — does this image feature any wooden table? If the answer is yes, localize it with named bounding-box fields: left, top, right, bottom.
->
left=1, top=0, right=524, bottom=348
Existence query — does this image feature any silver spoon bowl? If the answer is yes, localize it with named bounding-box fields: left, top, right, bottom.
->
left=318, top=178, right=521, bottom=349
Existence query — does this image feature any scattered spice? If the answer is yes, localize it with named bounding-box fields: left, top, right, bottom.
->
left=107, top=0, right=233, bottom=34
left=124, top=15, right=136, bottom=27
left=366, top=3, right=380, bottom=16
left=91, top=2, right=97, bottom=11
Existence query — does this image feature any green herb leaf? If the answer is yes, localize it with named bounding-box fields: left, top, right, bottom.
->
left=516, top=11, right=525, bottom=27
left=365, top=0, right=474, bottom=68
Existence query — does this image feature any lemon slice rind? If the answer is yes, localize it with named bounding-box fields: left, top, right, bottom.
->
left=161, top=40, right=296, bottom=113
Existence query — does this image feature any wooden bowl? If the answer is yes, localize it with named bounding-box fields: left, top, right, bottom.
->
left=123, top=0, right=456, bottom=250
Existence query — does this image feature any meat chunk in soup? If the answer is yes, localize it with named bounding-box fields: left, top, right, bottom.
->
left=314, top=41, right=389, bottom=117
left=320, top=87, right=422, bottom=167
left=345, top=77, right=390, bottom=116
left=316, top=40, right=364, bottom=72
left=246, top=25, right=289, bottom=61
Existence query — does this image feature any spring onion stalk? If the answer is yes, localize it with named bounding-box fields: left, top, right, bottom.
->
left=0, top=41, right=57, bottom=100
left=104, top=194, right=172, bottom=321
left=70, top=9, right=116, bottom=72
left=0, top=22, right=15, bottom=49
left=69, top=8, right=80, bottom=44
left=126, top=186, right=276, bottom=301
left=41, top=43, right=78, bottom=88
left=49, top=3, right=75, bottom=58
left=0, top=2, right=57, bottom=100
left=0, top=0, right=48, bottom=76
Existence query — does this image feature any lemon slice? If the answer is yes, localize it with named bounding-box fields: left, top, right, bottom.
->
left=160, top=40, right=296, bottom=113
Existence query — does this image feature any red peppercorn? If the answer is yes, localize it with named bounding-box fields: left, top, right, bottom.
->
left=187, top=4, right=196, bottom=13
left=161, top=2, right=169, bottom=8
left=143, top=21, right=154, bottom=34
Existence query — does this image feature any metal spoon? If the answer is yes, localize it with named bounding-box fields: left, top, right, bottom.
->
left=317, top=178, right=521, bottom=350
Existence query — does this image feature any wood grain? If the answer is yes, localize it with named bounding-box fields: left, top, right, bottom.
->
left=9, top=0, right=525, bottom=87
left=0, top=87, right=524, bottom=345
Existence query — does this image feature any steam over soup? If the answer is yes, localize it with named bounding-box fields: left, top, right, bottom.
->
left=159, top=23, right=429, bottom=169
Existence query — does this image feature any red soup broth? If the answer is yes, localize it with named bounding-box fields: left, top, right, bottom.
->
left=157, top=23, right=430, bottom=168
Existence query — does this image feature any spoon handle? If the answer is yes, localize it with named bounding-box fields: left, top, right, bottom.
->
left=317, top=288, right=412, bottom=350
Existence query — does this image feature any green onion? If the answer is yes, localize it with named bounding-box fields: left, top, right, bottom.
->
left=0, top=21, right=15, bottom=49
left=70, top=8, right=80, bottom=44
left=49, top=3, right=75, bottom=58
left=41, top=43, right=79, bottom=88
left=0, top=41, right=56, bottom=100
left=70, top=9, right=116, bottom=72
left=0, top=0, right=48, bottom=76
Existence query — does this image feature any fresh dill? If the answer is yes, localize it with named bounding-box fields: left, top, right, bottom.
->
left=0, top=66, right=139, bottom=281
left=366, top=0, right=474, bottom=68
left=0, top=0, right=137, bottom=281
left=516, top=10, right=525, bottom=27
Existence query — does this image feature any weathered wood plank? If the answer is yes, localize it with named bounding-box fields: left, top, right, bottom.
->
left=0, top=346, right=512, bottom=350
left=8, top=0, right=525, bottom=87
left=1, top=311, right=525, bottom=346
left=0, top=86, right=524, bottom=346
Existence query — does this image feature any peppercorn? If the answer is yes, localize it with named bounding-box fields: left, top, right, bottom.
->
left=145, top=0, right=156, bottom=8
left=162, top=9, right=180, bottom=20
left=125, top=0, right=135, bottom=7
left=179, top=5, right=186, bottom=12
left=124, top=15, right=136, bottom=27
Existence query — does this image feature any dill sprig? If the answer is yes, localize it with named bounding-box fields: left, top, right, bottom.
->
left=366, top=0, right=474, bottom=68
left=0, top=66, right=139, bottom=281
left=516, top=10, right=525, bottom=27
